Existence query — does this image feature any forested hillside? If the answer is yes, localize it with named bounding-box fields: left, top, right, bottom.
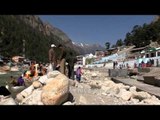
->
left=0, top=15, right=76, bottom=62
left=121, top=16, right=160, bottom=48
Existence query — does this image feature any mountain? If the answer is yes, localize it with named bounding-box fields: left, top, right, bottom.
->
left=19, top=15, right=105, bottom=54
left=72, top=42, right=105, bottom=54
left=0, top=15, right=105, bottom=62
left=18, top=15, right=73, bottom=45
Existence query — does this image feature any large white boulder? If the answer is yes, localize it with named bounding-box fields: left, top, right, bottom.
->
left=16, top=85, right=34, bottom=102
left=41, top=73, right=69, bottom=105
left=117, top=89, right=133, bottom=101
left=0, top=95, right=16, bottom=105
left=20, top=89, right=43, bottom=105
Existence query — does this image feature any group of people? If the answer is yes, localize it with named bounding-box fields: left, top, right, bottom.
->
left=10, top=60, right=47, bottom=86
left=10, top=75, right=25, bottom=86
left=113, top=61, right=118, bottom=69
left=49, top=44, right=82, bottom=82
left=9, top=43, right=82, bottom=87
left=25, top=61, right=47, bottom=79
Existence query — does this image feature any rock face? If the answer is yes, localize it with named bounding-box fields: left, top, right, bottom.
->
left=41, top=73, right=69, bottom=105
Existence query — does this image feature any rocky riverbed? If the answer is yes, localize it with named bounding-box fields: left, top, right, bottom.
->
left=68, top=68, right=160, bottom=105
left=1, top=68, right=160, bottom=105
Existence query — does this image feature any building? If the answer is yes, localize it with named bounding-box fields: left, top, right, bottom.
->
left=76, top=55, right=83, bottom=65
left=95, top=50, right=104, bottom=57
left=106, top=47, right=118, bottom=55
left=127, top=46, right=147, bottom=59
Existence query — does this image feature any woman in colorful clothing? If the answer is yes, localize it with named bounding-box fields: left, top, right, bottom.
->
left=76, top=67, right=82, bottom=82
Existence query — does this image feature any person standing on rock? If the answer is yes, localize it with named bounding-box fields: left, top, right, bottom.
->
left=66, top=51, right=77, bottom=80
left=49, top=44, right=57, bottom=70
left=57, top=44, right=66, bottom=75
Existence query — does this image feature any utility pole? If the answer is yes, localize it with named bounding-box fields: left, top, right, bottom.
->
left=23, top=39, right=25, bottom=58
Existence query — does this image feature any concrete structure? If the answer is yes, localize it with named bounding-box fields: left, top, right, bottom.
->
left=82, top=57, right=85, bottom=66
left=108, top=69, right=128, bottom=77
left=77, top=53, right=96, bottom=66
left=76, top=55, right=83, bottom=65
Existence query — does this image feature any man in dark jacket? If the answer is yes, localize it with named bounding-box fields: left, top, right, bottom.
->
left=66, top=52, right=77, bottom=80
left=58, top=44, right=66, bottom=74
left=48, top=44, right=57, bottom=70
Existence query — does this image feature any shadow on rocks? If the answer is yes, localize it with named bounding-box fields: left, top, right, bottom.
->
left=61, top=92, right=75, bottom=105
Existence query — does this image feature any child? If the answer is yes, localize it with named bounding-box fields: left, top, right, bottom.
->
left=76, top=67, right=82, bottom=82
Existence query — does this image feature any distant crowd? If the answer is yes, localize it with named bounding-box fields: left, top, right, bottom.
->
left=9, top=44, right=83, bottom=87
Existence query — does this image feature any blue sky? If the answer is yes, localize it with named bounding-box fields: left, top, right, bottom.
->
left=39, top=15, right=155, bottom=47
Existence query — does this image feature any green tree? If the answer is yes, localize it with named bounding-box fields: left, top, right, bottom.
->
left=0, top=15, right=77, bottom=63
left=105, top=42, right=110, bottom=50
left=124, top=32, right=133, bottom=46
left=111, top=44, right=116, bottom=48
left=116, top=39, right=123, bottom=47
left=85, top=58, right=94, bottom=64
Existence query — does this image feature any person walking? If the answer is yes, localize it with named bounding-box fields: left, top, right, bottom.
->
left=76, top=67, right=82, bottom=82
left=48, top=44, right=57, bottom=70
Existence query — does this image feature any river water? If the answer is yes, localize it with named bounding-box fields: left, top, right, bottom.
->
left=0, top=71, right=22, bottom=86
left=0, top=71, right=24, bottom=98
